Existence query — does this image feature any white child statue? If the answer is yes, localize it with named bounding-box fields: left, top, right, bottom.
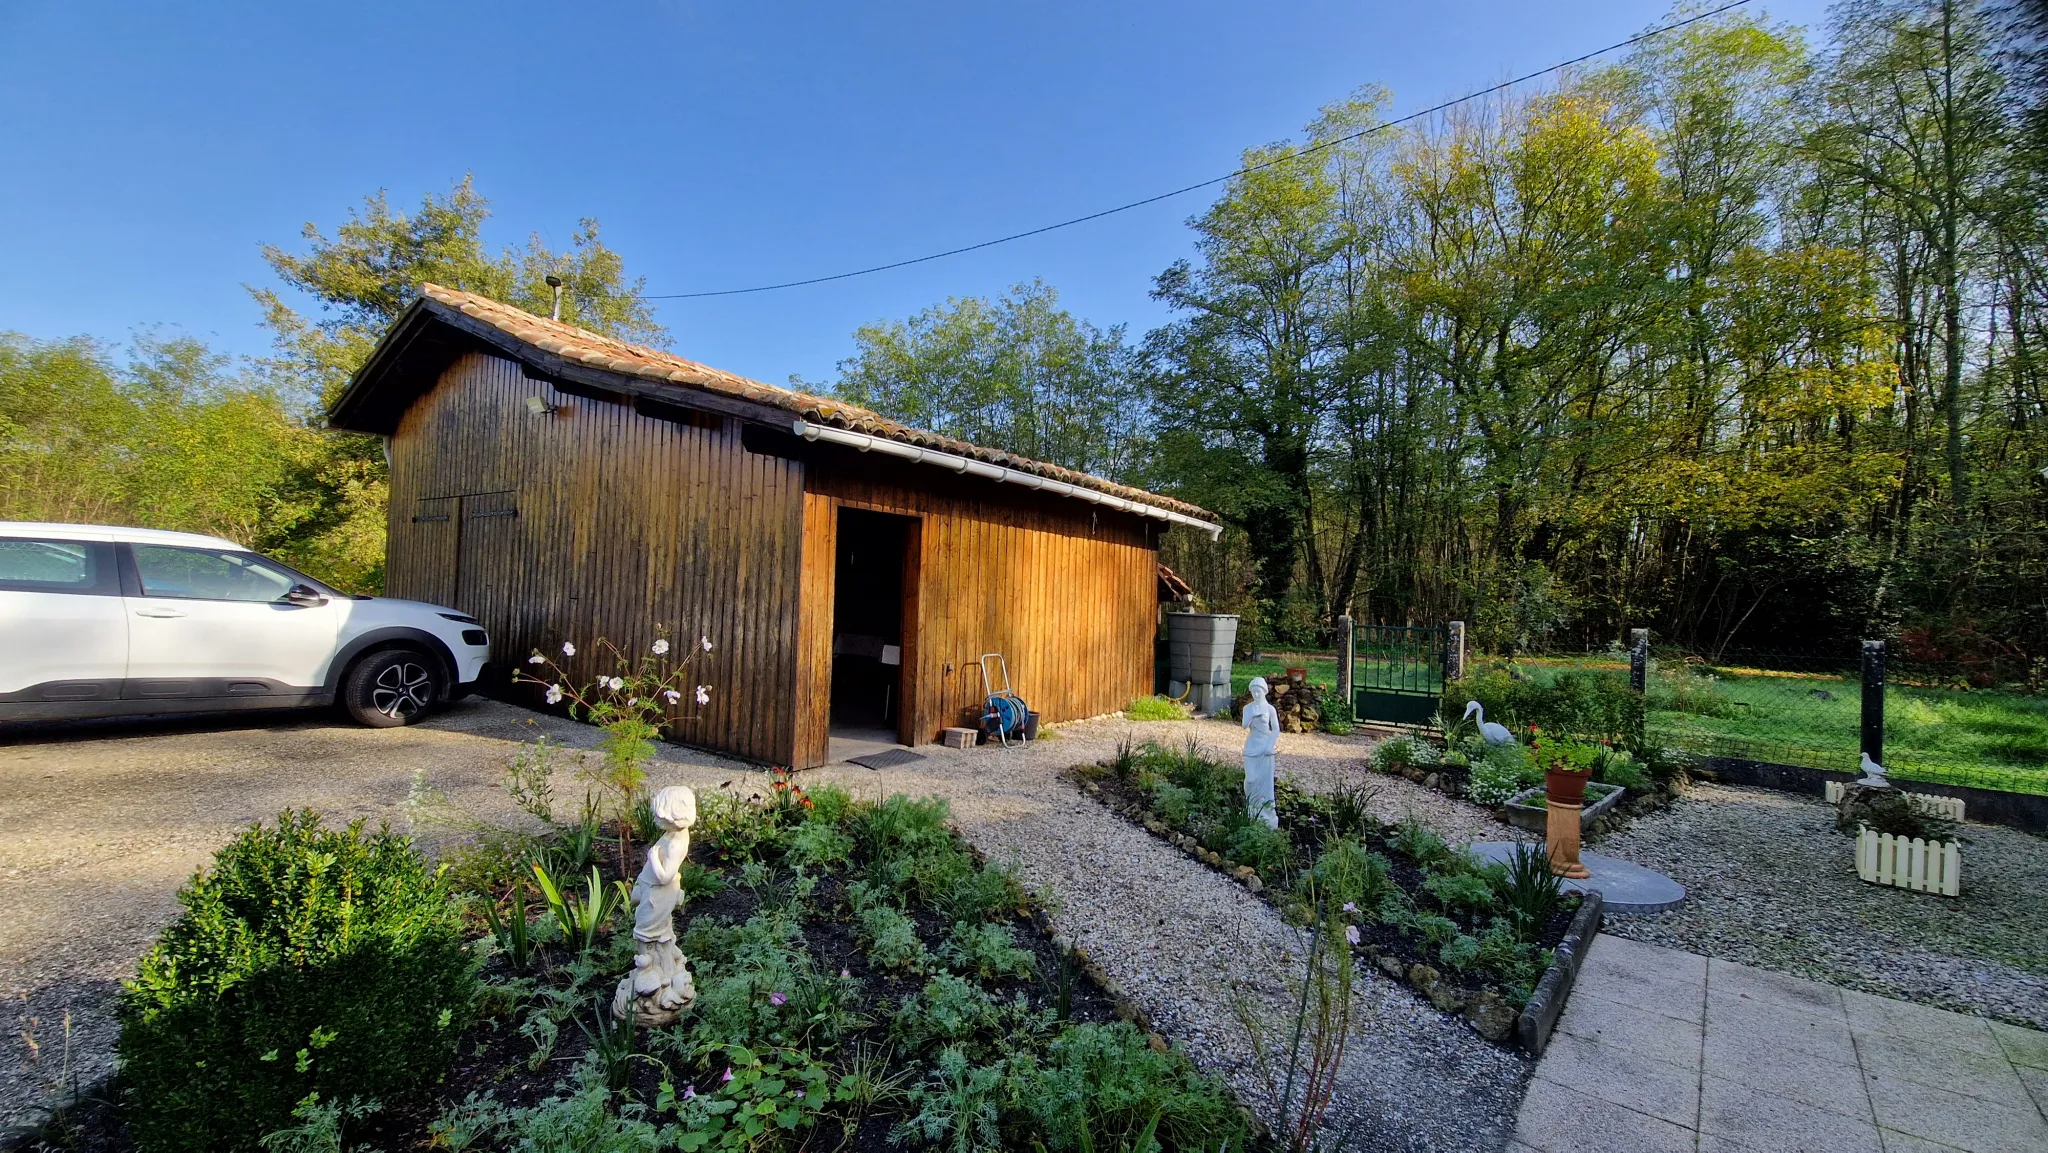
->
left=1242, top=676, right=1279, bottom=829
left=612, top=785, right=699, bottom=1025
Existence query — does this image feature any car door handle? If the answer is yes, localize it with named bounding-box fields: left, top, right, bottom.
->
left=134, top=607, right=188, bottom=618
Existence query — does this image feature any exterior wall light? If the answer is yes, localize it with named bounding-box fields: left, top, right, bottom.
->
left=526, top=395, right=558, bottom=417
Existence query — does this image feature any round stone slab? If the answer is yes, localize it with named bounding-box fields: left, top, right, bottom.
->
left=1466, top=841, right=1687, bottom=914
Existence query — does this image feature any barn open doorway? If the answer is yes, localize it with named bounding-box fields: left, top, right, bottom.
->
left=828, top=508, right=919, bottom=757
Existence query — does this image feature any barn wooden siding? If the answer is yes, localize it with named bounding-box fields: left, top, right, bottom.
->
left=792, top=449, right=1158, bottom=768
left=385, top=352, right=805, bottom=764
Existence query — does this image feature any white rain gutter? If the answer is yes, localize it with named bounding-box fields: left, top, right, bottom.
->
left=791, top=419, right=1223, bottom=539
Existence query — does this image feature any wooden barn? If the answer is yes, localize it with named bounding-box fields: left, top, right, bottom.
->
left=329, top=285, right=1220, bottom=768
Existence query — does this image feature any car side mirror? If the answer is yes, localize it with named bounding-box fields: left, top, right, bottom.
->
left=284, top=584, right=329, bottom=607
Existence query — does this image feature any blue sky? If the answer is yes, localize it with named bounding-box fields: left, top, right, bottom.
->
left=0, top=0, right=1833, bottom=389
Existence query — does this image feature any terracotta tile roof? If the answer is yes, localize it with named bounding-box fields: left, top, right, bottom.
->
left=418, top=284, right=1215, bottom=522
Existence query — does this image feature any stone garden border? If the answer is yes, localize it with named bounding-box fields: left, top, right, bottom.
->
left=1074, top=775, right=1598, bottom=1055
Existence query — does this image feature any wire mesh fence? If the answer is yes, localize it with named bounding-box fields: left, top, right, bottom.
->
left=1510, top=643, right=2048, bottom=797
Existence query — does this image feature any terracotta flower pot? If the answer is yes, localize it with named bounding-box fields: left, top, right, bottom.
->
left=1545, top=768, right=1590, bottom=808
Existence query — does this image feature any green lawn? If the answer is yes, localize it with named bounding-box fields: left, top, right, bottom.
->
left=1518, top=656, right=2048, bottom=796
left=1229, top=652, right=1341, bottom=698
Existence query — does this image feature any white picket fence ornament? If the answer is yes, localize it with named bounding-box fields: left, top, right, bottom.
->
left=1855, top=825, right=1961, bottom=897
left=1825, top=781, right=1965, bottom=821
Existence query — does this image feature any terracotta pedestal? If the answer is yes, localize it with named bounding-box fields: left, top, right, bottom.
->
left=1545, top=799, right=1591, bottom=879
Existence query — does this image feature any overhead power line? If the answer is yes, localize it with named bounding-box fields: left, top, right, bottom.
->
left=646, top=0, right=1755, bottom=300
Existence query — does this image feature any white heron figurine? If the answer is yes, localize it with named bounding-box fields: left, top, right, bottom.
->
left=1463, top=700, right=1515, bottom=746
left=1855, top=752, right=1891, bottom=788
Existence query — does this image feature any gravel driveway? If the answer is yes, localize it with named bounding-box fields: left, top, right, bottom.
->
left=1, top=701, right=1528, bottom=1150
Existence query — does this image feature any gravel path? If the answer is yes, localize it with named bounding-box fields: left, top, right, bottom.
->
left=0, top=703, right=1530, bottom=1150
left=1595, top=781, right=2048, bottom=1030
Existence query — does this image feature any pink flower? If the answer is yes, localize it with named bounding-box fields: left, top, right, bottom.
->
left=1342, top=902, right=1357, bottom=913
left=769, top=991, right=787, bottom=1006
left=695, top=685, right=710, bottom=706
left=682, top=1084, right=696, bottom=1099
left=1344, top=924, right=1361, bottom=946
left=545, top=684, right=565, bottom=705
left=840, top=968, right=851, bottom=979
left=665, top=689, right=681, bottom=704
left=720, top=1068, right=734, bottom=1084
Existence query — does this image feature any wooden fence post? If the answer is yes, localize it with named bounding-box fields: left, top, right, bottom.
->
left=1446, top=621, right=1466, bottom=684
left=1862, top=639, right=1886, bottom=767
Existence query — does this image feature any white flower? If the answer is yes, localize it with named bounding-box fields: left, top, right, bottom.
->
left=545, top=684, right=564, bottom=705
left=1341, top=901, right=1357, bottom=913
left=665, top=690, right=681, bottom=704
left=626, top=697, right=637, bottom=707
left=562, top=641, right=577, bottom=657
left=1344, top=924, right=1361, bottom=946
left=694, top=685, right=710, bottom=706
left=652, top=638, right=670, bottom=655
left=527, top=654, right=544, bottom=665
left=700, top=635, right=713, bottom=652
left=608, top=676, right=626, bottom=691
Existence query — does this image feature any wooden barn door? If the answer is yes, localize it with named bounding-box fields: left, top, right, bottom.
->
left=403, top=496, right=461, bottom=607
left=454, top=490, right=519, bottom=625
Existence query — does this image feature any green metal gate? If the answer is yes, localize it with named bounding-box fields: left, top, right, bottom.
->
left=1351, top=623, right=1447, bottom=726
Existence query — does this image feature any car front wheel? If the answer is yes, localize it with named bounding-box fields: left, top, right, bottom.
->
left=343, top=649, right=443, bottom=727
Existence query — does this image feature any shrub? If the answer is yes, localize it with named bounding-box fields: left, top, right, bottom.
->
left=1124, top=695, right=1191, bottom=721
left=941, top=922, right=1036, bottom=981
left=856, top=905, right=929, bottom=973
left=1147, top=781, right=1196, bottom=825
left=1006, top=1022, right=1247, bottom=1153
left=1494, top=841, right=1565, bottom=940
left=119, top=811, right=476, bottom=1153
left=1224, top=822, right=1289, bottom=876
left=1448, top=667, right=1644, bottom=747
left=1320, top=697, right=1355, bottom=735
left=1468, top=742, right=1540, bottom=807
left=1388, top=818, right=1454, bottom=869
left=893, top=974, right=999, bottom=1048
left=1369, top=735, right=1418, bottom=772
left=1597, top=752, right=1651, bottom=792
left=1422, top=871, right=1498, bottom=918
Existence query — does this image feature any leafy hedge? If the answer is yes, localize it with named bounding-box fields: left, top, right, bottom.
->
left=117, top=811, right=477, bottom=1152
left=1445, top=666, right=1645, bottom=749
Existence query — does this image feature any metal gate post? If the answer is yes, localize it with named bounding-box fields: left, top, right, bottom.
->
left=1336, top=615, right=1354, bottom=705
left=1629, top=628, right=1649, bottom=694
left=1446, top=621, right=1466, bottom=684
left=1861, top=640, right=1886, bottom=766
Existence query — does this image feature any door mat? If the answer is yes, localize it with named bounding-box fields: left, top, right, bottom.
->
left=848, top=748, right=927, bottom=770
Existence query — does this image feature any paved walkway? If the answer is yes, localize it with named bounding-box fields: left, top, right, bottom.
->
left=1513, top=934, right=2048, bottom=1153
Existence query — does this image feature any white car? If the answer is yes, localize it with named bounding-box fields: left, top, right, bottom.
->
left=0, top=523, right=490, bottom=727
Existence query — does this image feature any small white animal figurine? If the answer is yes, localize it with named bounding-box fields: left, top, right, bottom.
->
left=1855, top=752, right=1891, bottom=788
left=1241, top=677, right=1279, bottom=829
left=1463, top=700, right=1515, bottom=747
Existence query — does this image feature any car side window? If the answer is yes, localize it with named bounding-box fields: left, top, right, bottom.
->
left=132, top=545, right=299, bottom=603
left=0, top=537, right=118, bottom=595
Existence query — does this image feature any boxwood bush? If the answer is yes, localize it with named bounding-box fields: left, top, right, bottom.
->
left=117, top=811, right=477, bottom=1152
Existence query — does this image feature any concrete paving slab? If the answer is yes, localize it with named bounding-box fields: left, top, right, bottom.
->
left=1710, top=957, right=1848, bottom=1018
left=1575, top=936, right=1708, bottom=1024
left=1524, top=1028, right=1700, bottom=1128
left=1857, top=1037, right=2038, bottom=1110
left=1865, top=1073, right=2048, bottom=1153
left=1700, top=1075, right=1883, bottom=1153
left=1845, top=990, right=2007, bottom=1059
left=1513, top=1078, right=1698, bottom=1153
left=1701, top=1031, right=1874, bottom=1118
left=1518, top=935, right=2048, bottom=1153
left=1708, top=995, right=1862, bottom=1065
left=1556, top=991, right=1705, bottom=1070
left=1990, top=1021, right=2048, bottom=1071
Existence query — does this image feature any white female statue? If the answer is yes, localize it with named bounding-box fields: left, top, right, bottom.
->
left=612, top=785, right=699, bottom=1024
left=1241, top=676, right=1279, bottom=829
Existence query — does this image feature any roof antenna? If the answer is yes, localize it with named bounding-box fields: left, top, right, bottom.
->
left=545, top=274, right=564, bottom=321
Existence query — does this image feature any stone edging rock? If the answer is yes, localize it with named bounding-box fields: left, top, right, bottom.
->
left=1514, top=889, right=1603, bottom=1056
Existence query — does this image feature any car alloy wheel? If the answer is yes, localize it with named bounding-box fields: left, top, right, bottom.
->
left=371, top=660, right=434, bottom=719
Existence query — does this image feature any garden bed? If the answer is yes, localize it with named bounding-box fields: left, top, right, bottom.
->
left=1069, top=738, right=1585, bottom=1052
left=24, top=784, right=1264, bottom=1153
